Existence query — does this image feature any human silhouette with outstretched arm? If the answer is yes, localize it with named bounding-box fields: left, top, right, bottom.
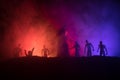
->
left=41, top=45, right=49, bottom=57
left=97, top=41, right=108, bottom=56
left=24, top=48, right=34, bottom=57
left=84, top=40, right=94, bottom=57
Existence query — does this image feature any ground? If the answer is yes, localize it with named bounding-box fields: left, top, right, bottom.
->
left=0, top=56, right=120, bottom=79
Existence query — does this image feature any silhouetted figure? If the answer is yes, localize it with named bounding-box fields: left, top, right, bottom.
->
left=73, top=41, right=80, bottom=57
left=84, top=40, right=94, bottom=57
left=41, top=45, right=49, bottom=57
left=24, top=48, right=34, bottom=57
left=97, top=41, right=108, bottom=56
left=70, top=41, right=80, bottom=57
left=57, top=25, right=69, bottom=57
left=13, top=44, right=22, bottom=57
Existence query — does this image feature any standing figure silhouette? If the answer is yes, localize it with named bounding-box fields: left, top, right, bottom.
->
left=13, top=44, right=22, bottom=58
left=57, top=25, right=69, bottom=57
left=70, top=41, right=80, bottom=57
left=74, top=41, right=80, bottom=57
left=97, top=41, right=108, bottom=56
left=84, top=40, right=94, bottom=57
left=41, top=45, right=49, bottom=57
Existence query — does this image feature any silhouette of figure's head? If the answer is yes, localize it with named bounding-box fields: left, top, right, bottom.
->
left=75, top=41, right=78, bottom=44
left=100, top=41, right=103, bottom=45
left=86, top=40, right=88, bottom=43
left=75, top=41, right=80, bottom=47
left=43, top=45, right=46, bottom=48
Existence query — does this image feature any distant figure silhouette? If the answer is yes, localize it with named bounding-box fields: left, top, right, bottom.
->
left=74, top=41, right=80, bottom=57
left=24, top=48, right=34, bottom=57
left=70, top=41, right=80, bottom=57
left=57, top=25, right=69, bottom=57
left=41, top=45, right=49, bottom=57
left=13, top=44, right=22, bottom=57
left=97, top=41, right=108, bottom=56
left=84, top=40, right=94, bottom=57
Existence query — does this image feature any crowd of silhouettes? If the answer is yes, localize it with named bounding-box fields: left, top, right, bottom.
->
left=69, top=40, right=108, bottom=57
left=13, top=40, right=108, bottom=58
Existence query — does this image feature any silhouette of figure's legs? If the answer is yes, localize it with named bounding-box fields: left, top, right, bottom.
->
left=75, top=51, right=79, bottom=57
left=87, top=52, right=89, bottom=57
left=44, top=53, right=47, bottom=57
left=100, top=51, right=102, bottom=56
left=87, top=50, right=92, bottom=57
left=100, top=51, right=105, bottom=56
left=103, top=52, right=105, bottom=56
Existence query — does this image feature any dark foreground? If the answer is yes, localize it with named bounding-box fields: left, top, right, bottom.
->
left=0, top=56, right=120, bottom=79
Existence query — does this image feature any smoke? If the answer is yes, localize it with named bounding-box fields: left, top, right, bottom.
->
left=0, top=0, right=120, bottom=59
